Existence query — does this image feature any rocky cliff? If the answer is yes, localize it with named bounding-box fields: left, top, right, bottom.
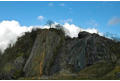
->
left=0, top=28, right=120, bottom=80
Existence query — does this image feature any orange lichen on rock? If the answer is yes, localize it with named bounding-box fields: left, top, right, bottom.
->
left=39, top=50, right=45, bottom=76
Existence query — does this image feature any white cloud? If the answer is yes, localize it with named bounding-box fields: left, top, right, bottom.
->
left=0, top=20, right=101, bottom=52
left=62, top=23, right=99, bottom=38
left=82, top=28, right=99, bottom=34
left=0, top=20, right=51, bottom=52
left=48, top=2, right=53, bottom=6
left=38, top=16, right=44, bottom=21
left=108, top=16, right=120, bottom=26
left=0, top=20, right=34, bottom=52
left=60, top=3, right=65, bottom=6
left=63, top=23, right=81, bottom=38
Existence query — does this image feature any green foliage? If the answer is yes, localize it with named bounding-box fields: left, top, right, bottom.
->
left=101, top=65, right=120, bottom=79
left=76, top=61, right=114, bottom=79
left=3, top=63, right=14, bottom=73
left=110, top=42, right=120, bottom=59
left=0, top=28, right=42, bottom=79
left=0, top=50, right=2, bottom=55
left=0, top=28, right=120, bottom=80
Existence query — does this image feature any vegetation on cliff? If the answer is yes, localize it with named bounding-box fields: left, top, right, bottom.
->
left=0, top=26, right=120, bottom=80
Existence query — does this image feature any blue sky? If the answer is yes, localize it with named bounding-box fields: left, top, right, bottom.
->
left=0, top=1, right=120, bottom=36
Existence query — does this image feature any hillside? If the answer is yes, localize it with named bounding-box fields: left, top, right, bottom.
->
left=0, top=28, right=120, bottom=80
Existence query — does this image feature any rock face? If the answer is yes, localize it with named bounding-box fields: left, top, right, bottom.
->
left=0, top=28, right=120, bottom=80
left=23, top=29, right=118, bottom=78
left=23, top=29, right=65, bottom=76
left=0, top=56, right=25, bottom=79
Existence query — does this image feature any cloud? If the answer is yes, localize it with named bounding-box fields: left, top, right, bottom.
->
left=108, top=16, right=120, bottom=26
left=82, top=28, right=99, bottom=34
left=60, top=3, right=65, bottom=6
left=42, top=22, right=99, bottom=38
left=38, top=16, right=44, bottom=21
left=0, top=20, right=49, bottom=52
left=61, top=19, right=73, bottom=23
left=0, top=20, right=34, bottom=52
left=0, top=20, right=101, bottom=52
left=63, top=23, right=81, bottom=38
left=63, top=23, right=99, bottom=38
left=48, top=2, right=53, bottom=6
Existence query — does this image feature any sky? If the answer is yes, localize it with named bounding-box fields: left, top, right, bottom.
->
left=0, top=1, right=120, bottom=52
left=0, top=1, right=120, bottom=34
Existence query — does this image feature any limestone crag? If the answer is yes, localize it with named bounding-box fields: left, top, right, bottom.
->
left=0, top=28, right=120, bottom=80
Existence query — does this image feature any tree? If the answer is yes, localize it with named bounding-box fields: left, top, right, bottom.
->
left=55, top=24, right=63, bottom=30
left=56, top=24, right=62, bottom=28
left=46, top=20, right=54, bottom=28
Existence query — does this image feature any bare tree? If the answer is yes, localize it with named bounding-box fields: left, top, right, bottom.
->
left=46, top=20, right=54, bottom=28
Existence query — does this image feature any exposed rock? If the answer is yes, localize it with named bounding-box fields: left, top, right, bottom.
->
left=0, top=28, right=120, bottom=80
left=23, top=29, right=65, bottom=76
left=23, top=29, right=118, bottom=77
left=14, top=56, right=25, bottom=70
left=0, top=56, right=24, bottom=79
left=78, top=31, right=90, bottom=39
left=116, top=72, right=120, bottom=79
